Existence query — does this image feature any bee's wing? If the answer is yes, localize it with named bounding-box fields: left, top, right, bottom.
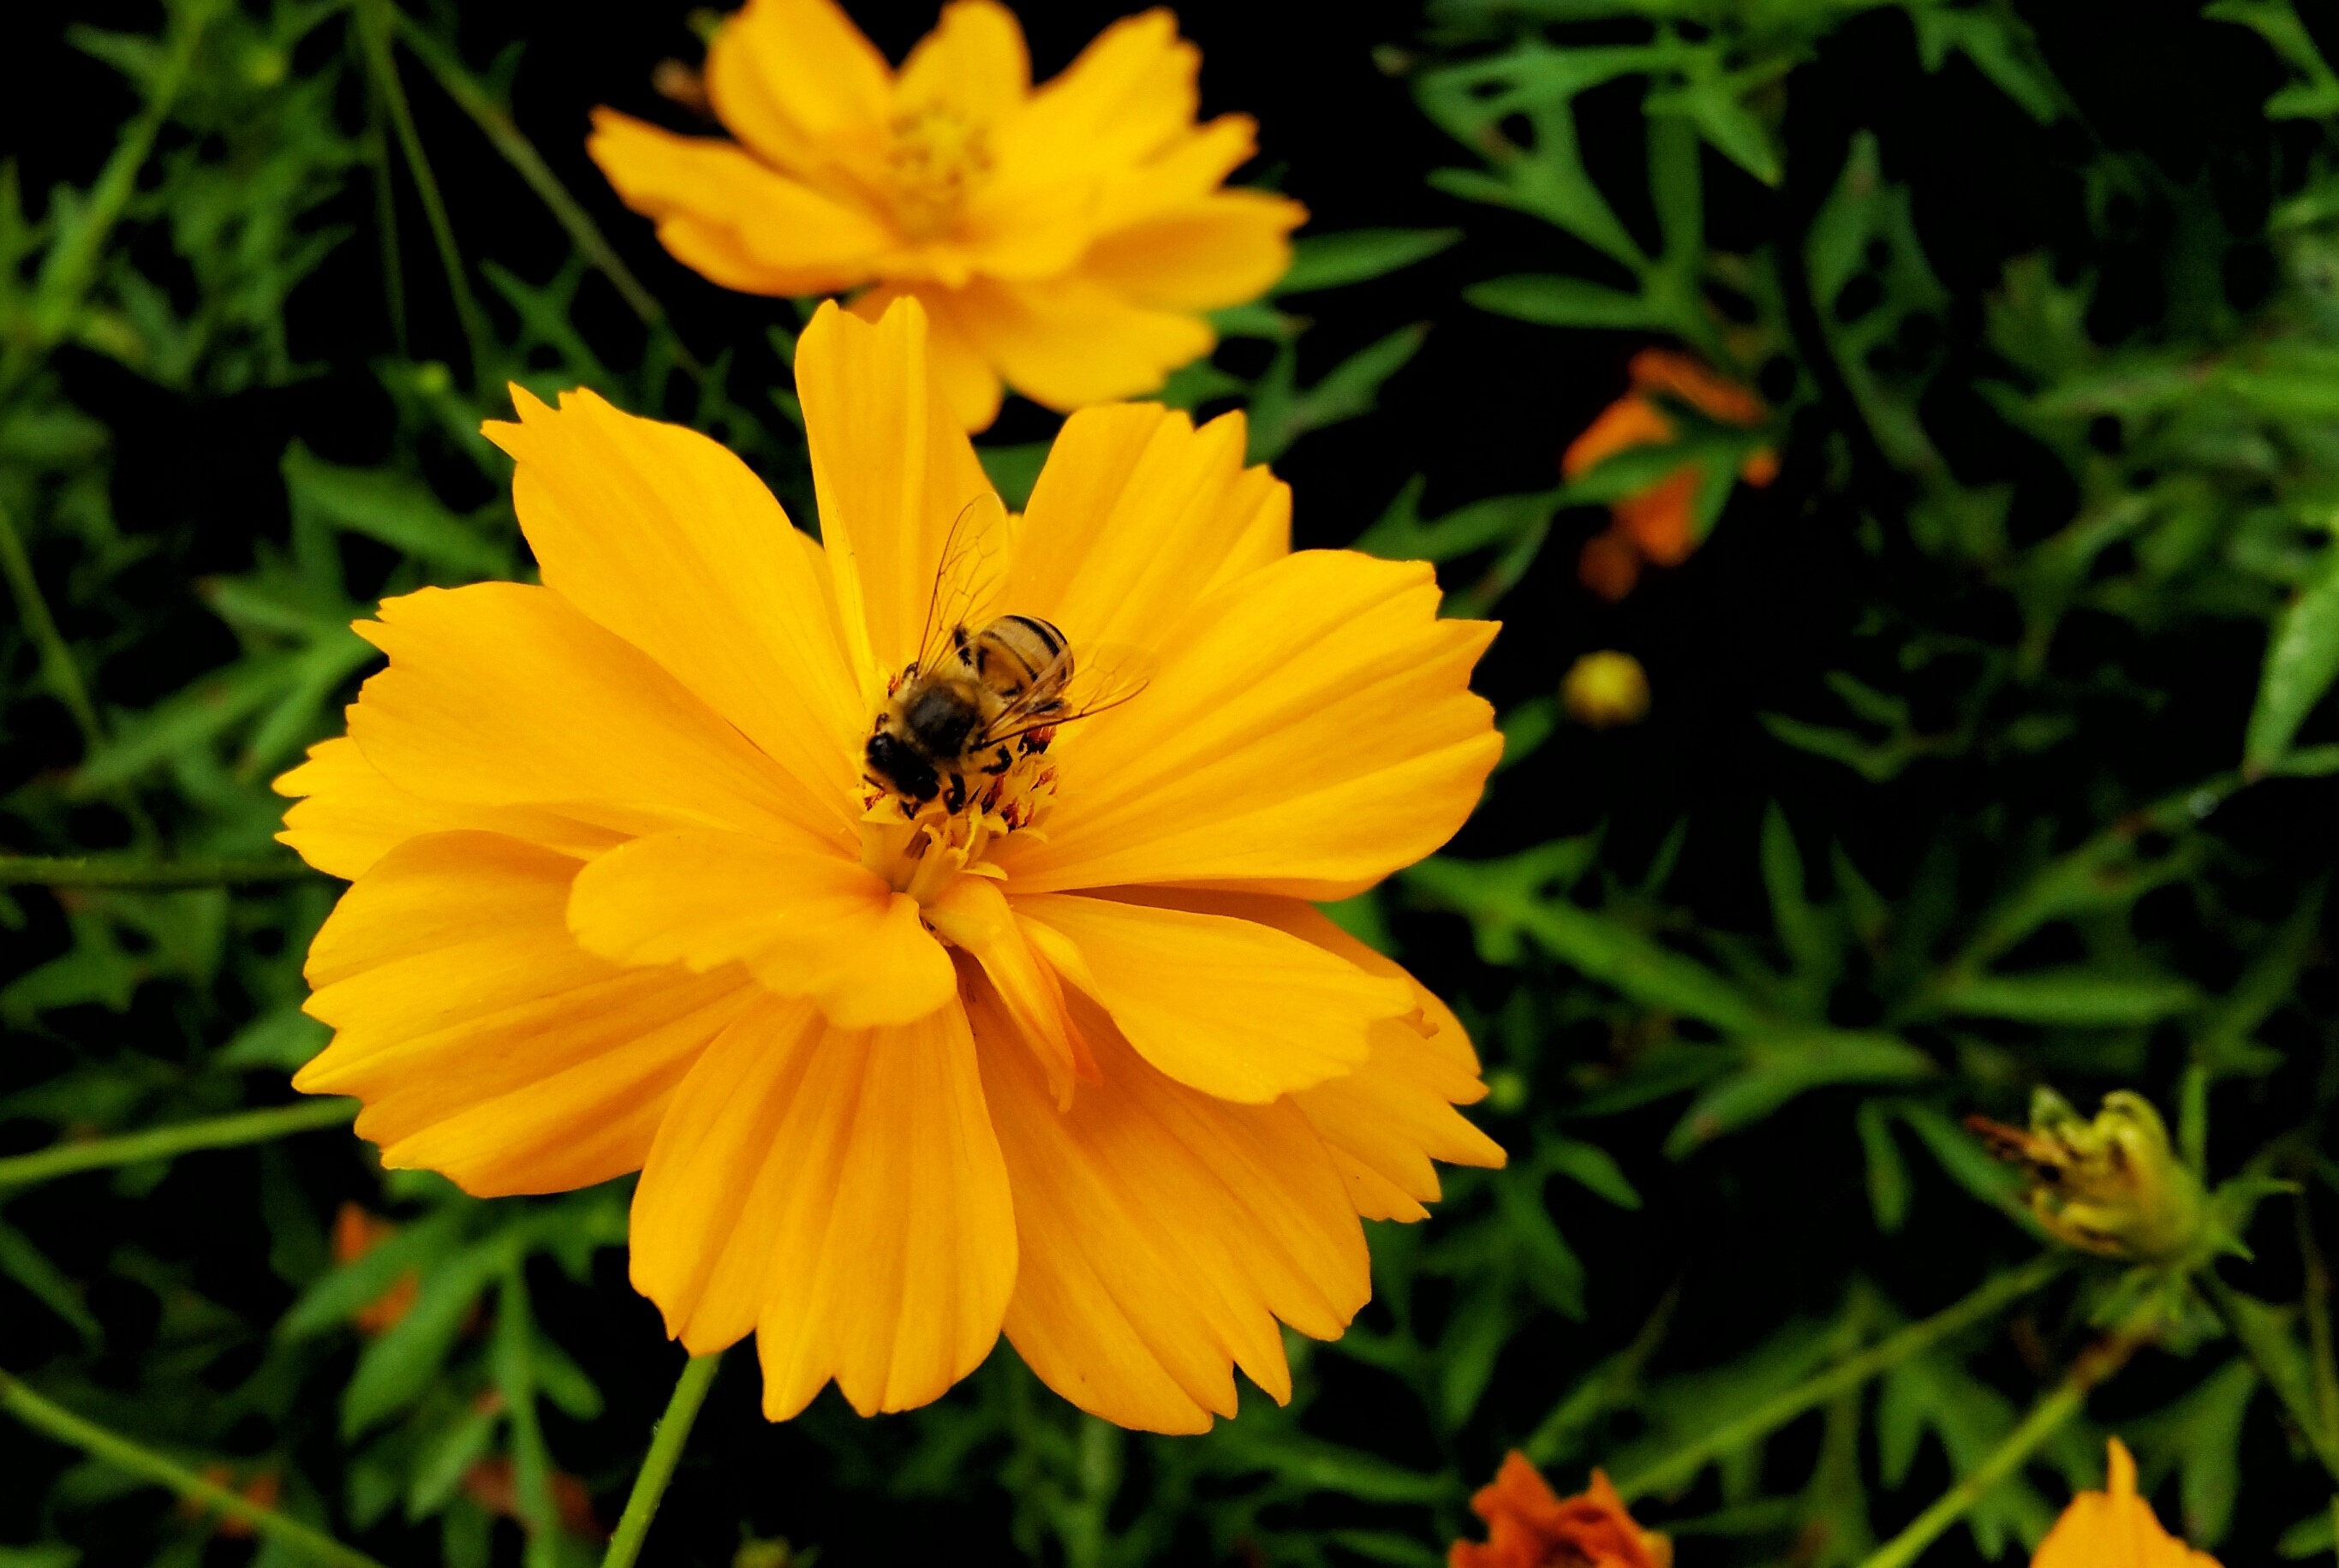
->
left=916, top=492, right=1011, bottom=676
left=982, top=641, right=1158, bottom=742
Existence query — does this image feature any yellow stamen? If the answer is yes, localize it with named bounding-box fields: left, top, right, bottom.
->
left=886, top=104, right=990, bottom=241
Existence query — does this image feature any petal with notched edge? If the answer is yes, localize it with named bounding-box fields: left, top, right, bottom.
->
left=976, top=981, right=1367, bottom=1434
left=587, top=110, right=890, bottom=295
left=566, top=829, right=956, bottom=1029
left=484, top=383, right=866, bottom=808
left=1011, top=892, right=1408, bottom=1103
left=946, top=273, right=1214, bottom=412
left=347, top=583, right=842, bottom=850
left=990, top=550, right=1501, bottom=900
left=298, top=832, right=755, bottom=1196
left=1134, top=890, right=1508, bottom=1219
left=794, top=300, right=999, bottom=687
left=275, top=736, right=622, bottom=882
left=629, top=993, right=1016, bottom=1418
left=1003, top=401, right=1287, bottom=655
left=1082, top=190, right=1306, bottom=313
left=703, top=0, right=892, bottom=183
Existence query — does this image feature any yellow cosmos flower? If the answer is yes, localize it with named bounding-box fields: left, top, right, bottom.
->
left=588, top=0, right=1306, bottom=432
left=274, top=296, right=1505, bottom=1433
left=2032, top=1439, right=2221, bottom=1568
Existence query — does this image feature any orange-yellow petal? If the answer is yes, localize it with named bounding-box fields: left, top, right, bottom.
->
left=2034, top=1439, right=2223, bottom=1568
left=1005, top=402, right=1288, bottom=653
left=946, top=272, right=1215, bottom=411
left=1164, top=891, right=1507, bottom=1219
left=1082, top=191, right=1304, bottom=313
left=345, top=582, right=838, bottom=850
left=484, top=385, right=866, bottom=808
left=629, top=994, right=1015, bottom=1418
left=924, top=876, right=1095, bottom=1102
left=587, top=110, right=889, bottom=295
left=895, top=0, right=1029, bottom=126
left=992, top=551, right=1501, bottom=899
left=274, top=736, right=622, bottom=881
left=985, top=10, right=1196, bottom=205
left=1093, top=114, right=1261, bottom=231
left=298, top=832, right=754, bottom=1195
left=794, top=298, right=999, bottom=688
left=974, top=982, right=1366, bottom=1434
left=850, top=283, right=1005, bottom=433
left=1010, top=892, right=1409, bottom=1103
left=565, top=829, right=955, bottom=1029
left=703, top=0, right=892, bottom=187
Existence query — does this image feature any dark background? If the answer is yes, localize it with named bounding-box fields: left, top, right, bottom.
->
left=5, top=3, right=2337, bottom=1564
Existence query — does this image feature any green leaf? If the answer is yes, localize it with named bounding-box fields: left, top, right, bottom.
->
left=1878, top=1347, right=2057, bottom=1557
left=975, top=440, right=1047, bottom=512
left=1906, top=2, right=2063, bottom=122
left=2247, top=551, right=2339, bottom=770
left=282, top=442, right=510, bottom=579
left=407, top=1401, right=504, bottom=1521
left=1934, top=967, right=2201, bottom=1025
left=1436, top=1289, right=1517, bottom=1428
left=2281, top=1508, right=2337, bottom=1559
left=342, top=1241, right=505, bottom=1435
left=1276, top=227, right=1459, bottom=295
left=0, top=1219, right=101, bottom=1344
left=528, top=1327, right=603, bottom=1421
left=1663, top=1031, right=1936, bottom=1157
left=2127, top=1357, right=2257, bottom=1547
left=1408, top=852, right=1757, bottom=1030
left=1856, top=1099, right=1912, bottom=1233
left=1891, top=1100, right=2029, bottom=1218
left=1542, top=1136, right=1641, bottom=1209
left=1246, top=323, right=1429, bottom=463
left=1463, top=274, right=1659, bottom=329
left=279, top=1208, right=465, bottom=1339
left=1495, top=1166, right=1587, bottom=1318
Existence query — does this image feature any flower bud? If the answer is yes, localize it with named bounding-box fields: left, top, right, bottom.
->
left=1969, top=1088, right=2207, bottom=1266
left=1562, top=652, right=1652, bottom=730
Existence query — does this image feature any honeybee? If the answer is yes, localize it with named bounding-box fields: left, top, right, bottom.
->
left=864, top=497, right=1149, bottom=810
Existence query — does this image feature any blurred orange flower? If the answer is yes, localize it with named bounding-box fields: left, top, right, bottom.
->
left=1563, top=349, right=1775, bottom=601
left=1450, top=1452, right=1672, bottom=1568
left=590, top=0, right=1305, bottom=432
left=331, top=1201, right=420, bottom=1335
left=2033, top=1439, right=2220, bottom=1568
left=462, top=1456, right=606, bottom=1541
left=187, top=1464, right=281, bottom=1539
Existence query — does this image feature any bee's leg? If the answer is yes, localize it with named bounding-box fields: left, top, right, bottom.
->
left=984, top=746, right=1012, bottom=775
left=943, top=772, right=968, bottom=814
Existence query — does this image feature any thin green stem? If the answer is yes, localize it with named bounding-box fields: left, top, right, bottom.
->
left=355, top=0, right=492, bottom=379
left=391, top=17, right=701, bottom=379
left=2203, top=1269, right=2339, bottom=1484
left=361, top=37, right=408, bottom=355
left=0, top=1100, right=356, bottom=1189
left=0, top=855, right=314, bottom=887
left=1615, top=1253, right=2067, bottom=1500
left=0, top=1368, right=384, bottom=1568
left=602, top=1352, right=723, bottom=1568
left=0, top=504, right=103, bottom=751
left=1857, top=1333, right=2140, bottom=1568
left=2307, top=1195, right=2339, bottom=1567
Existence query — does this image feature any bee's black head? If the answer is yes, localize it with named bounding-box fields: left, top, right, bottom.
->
left=865, top=732, right=940, bottom=803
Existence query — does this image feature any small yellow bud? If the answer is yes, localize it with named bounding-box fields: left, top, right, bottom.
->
left=1561, top=651, right=1651, bottom=730
left=1970, top=1088, right=2207, bottom=1267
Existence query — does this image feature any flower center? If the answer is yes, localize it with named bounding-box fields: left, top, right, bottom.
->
left=884, top=103, right=991, bottom=242
left=857, top=727, right=1059, bottom=908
